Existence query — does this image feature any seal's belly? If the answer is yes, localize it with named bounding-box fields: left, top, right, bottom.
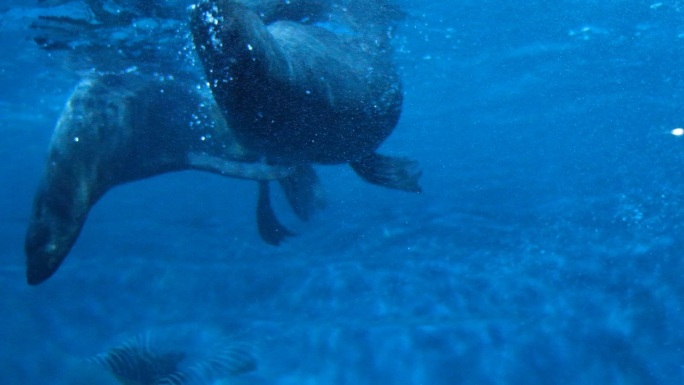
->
left=232, top=88, right=400, bottom=164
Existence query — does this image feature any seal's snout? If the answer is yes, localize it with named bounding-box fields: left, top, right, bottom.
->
left=24, top=183, right=89, bottom=285
left=25, top=223, right=48, bottom=285
left=25, top=219, right=64, bottom=285
left=25, top=247, right=59, bottom=286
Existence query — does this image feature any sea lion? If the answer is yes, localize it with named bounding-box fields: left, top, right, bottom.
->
left=25, top=73, right=323, bottom=285
left=189, top=0, right=421, bottom=191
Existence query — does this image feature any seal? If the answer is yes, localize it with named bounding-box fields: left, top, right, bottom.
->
left=189, top=0, right=421, bottom=192
left=25, top=73, right=323, bottom=285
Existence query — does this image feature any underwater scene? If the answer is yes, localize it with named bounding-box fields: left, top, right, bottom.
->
left=1, top=0, right=683, bottom=384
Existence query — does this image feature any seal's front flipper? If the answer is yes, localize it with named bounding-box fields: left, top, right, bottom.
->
left=190, top=152, right=298, bottom=244
left=257, top=181, right=294, bottom=245
left=278, top=165, right=326, bottom=221
left=188, top=152, right=294, bottom=180
left=350, top=153, right=422, bottom=193
left=190, top=0, right=286, bottom=109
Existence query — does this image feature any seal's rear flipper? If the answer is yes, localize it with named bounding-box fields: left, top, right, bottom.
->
left=350, top=153, right=422, bottom=193
left=279, top=165, right=326, bottom=221
left=257, top=181, right=294, bottom=245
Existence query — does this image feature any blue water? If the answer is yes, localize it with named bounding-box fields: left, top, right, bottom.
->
left=2, top=1, right=684, bottom=384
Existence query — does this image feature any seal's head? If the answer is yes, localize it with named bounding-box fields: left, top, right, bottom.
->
left=25, top=75, right=194, bottom=285
left=25, top=176, right=97, bottom=285
left=24, top=73, right=304, bottom=285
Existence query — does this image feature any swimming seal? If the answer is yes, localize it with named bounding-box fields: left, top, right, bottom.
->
left=25, top=73, right=323, bottom=285
left=189, top=0, right=421, bottom=191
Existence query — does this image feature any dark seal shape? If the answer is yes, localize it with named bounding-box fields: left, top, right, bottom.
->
left=25, top=73, right=322, bottom=285
left=190, top=0, right=421, bottom=192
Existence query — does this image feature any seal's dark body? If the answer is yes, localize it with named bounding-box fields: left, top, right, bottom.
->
left=191, top=1, right=402, bottom=165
